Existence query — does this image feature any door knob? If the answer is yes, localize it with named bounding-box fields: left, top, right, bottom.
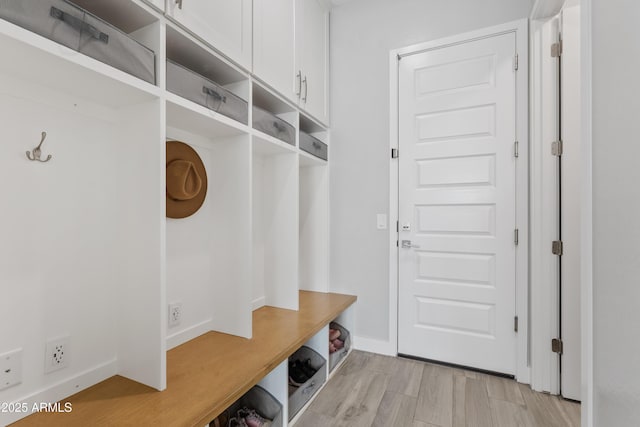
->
left=401, top=240, right=420, bottom=249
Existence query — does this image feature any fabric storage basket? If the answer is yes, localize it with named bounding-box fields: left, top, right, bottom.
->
left=0, top=0, right=155, bottom=84
left=166, top=60, right=248, bottom=125
left=224, top=385, right=284, bottom=427
left=288, top=346, right=326, bottom=421
left=329, top=321, right=351, bottom=372
left=252, top=106, right=296, bottom=146
left=299, top=131, right=328, bottom=161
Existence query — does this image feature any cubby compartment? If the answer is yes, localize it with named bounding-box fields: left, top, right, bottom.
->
left=166, top=110, right=252, bottom=346
left=166, top=24, right=250, bottom=126
left=299, top=114, right=329, bottom=162
left=328, top=305, right=355, bottom=376
left=287, top=346, right=327, bottom=421
left=252, top=133, right=299, bottom=312
left=299, top=164, right=329, bottom=292
left=0, top=0, right=160, bottom=85
left=215, top=385, right=284, bottom=427
left=252, top=82, right=298, bottom=147
left=0, top=70, right=164, bottom=424
left=329, top=322, right=351, bottom=372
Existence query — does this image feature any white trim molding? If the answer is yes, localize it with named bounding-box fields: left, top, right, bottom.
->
left=529, top=15, right=561, bottom=395
left=580, top=0, right=593, bottom=424
left=389, top=19, right=530, bottom=383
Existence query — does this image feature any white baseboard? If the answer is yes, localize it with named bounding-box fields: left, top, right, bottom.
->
left=1, top=359, right=117, bottom=426
left=353, top=335, right=397, bottom=356
left=166, top=319, right=213, bottom=350
left=252, top=296, right=266, bottom=311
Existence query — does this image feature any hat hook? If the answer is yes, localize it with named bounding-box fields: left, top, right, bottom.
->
left=26, top=131, right=53, bottom=163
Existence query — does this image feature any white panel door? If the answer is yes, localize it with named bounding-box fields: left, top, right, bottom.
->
left=398, top=32, right=518, bottom=374
left=253, top=0, right=295, bottom=100
left=167, top=0, right=252, bottom=69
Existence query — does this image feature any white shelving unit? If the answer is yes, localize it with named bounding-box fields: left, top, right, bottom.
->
left=0, top=0, right=337, bottom=425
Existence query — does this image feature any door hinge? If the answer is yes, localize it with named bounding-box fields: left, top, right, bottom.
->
left=391, top=148, right=399, bottom=159
left=552, top=240, right=563, bottom=256
left=514, top=229, right=519, bottom=245
left=551, top=41, right=563, bottom=57
left=513, top=53, right=519, bottom=71
left=552, top=140, right=563, bottom=156
left=396, top=221, right=399, bottom=233
left=514, top=316, right=519, bottom=333
left=552, top=338, right=563, bottom=354
left=396, top=240, right=399, bottom=247
left=514, top=141, right=519, bottom=158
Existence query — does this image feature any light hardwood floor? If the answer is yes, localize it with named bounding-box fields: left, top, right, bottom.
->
left=296, top=351, right=580, bottom=427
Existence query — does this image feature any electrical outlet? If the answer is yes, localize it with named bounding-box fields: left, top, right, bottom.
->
left=0, top=348, right=23, bottom=391
left=45, top=336, right=70, bottom=374
left=168, top=302, right=182, bottom=327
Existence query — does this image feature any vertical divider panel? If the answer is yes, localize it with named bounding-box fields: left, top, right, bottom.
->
left=116, top=98, right=166, bottom=391
left=258, top=359, right=289, bottom=423
left=209, top=134, right=253, bottom=338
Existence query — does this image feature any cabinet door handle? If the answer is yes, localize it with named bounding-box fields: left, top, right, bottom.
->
left=302, top=76, right=308, bottom=102
left=175, top=0, right=183, bottom=10
left=296, top=71, right=302, bottom=97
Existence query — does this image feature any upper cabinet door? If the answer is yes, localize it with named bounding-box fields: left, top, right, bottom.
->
left=295, top=0, right=329, bottom=124
left=253, top=0, right=296, bottom=101
left=166, top=0, right=252, bottom=69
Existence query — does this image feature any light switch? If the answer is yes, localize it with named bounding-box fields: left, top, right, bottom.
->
left=377, top=214, right=387, bottom=230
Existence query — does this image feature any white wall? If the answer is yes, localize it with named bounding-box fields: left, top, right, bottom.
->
left=591, top=0, right=640, bottom=424
left=329, top=0, right=533, bottom=345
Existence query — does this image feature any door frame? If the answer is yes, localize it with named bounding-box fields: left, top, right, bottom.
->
left=388, top=18, right=530, bottom=383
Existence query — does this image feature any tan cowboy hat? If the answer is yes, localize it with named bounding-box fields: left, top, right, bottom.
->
left=166, top=141, right=207, bottom=219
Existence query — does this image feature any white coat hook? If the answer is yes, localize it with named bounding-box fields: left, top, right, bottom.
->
left=26, top=132, right=52, bottom=163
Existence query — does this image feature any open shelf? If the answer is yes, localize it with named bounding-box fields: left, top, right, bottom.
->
left=166, top=92, right=250, bottom=138
left=0, top=19, right=161, bottom=108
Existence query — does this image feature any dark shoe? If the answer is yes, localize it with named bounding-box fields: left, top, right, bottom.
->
left=209, top=409, right=229, bottom=427
left=300, top=358, right=317, bottom=378
left=289, top=360, right=309, bottom=386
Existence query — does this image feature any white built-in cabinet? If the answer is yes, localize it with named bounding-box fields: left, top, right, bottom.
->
left=0, top=0, right=332, bottom=425
left=165, top=0, right=253, bottom=69
left=253, top=0, right=295, bottom=102
left=295, top=0, right=329, bottom=124
left=253, top=0, right=329, bottom=124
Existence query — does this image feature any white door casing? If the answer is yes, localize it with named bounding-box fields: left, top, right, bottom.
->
left=560, top=4, right=582, bottom=401
left=397, top=32, right=520, bottom=374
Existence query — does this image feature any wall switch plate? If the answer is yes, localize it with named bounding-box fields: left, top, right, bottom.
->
left=45, top=336, right=70, bottom=374
left=0, top=348, right=23, bottom=390
left=377, top=214, right=388, bottom=230
left=168, top=302, right=182, bottom=327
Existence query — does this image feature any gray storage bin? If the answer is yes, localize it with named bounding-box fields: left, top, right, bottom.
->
left=300, top=131, right=328, bottom=161
left=166, top=60, right=248, bottom=125
left=329, top=321, right=351, bottom=372
left=253, top=106, right=295, bottom=146
left=0, top=0, right=156, bottom=84
left=288, top=346, right=326, bottom=421
left=226, top=385, right=284, bottom=427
